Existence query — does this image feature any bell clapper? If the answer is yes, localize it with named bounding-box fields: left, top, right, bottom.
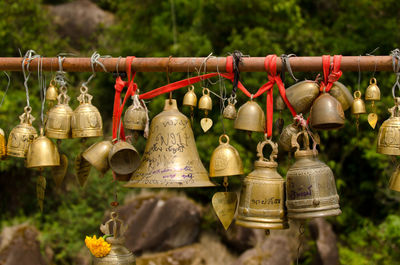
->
left=223, top=176, right=229, bottom=192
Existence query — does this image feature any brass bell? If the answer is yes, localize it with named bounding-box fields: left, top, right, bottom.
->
left=198, top=88, right=212, bottom=111
left=234, top=100, right=266, bottom=132
left=108, top=140, right=141, bottom=176
left=26, top=128, right=60, bottom=168
left=389, top=164, right=400, bottom=192
left=45, top=91, right=73, bottom=139
left=7, top=107, right=38, bottom=158
left=223, top=97, right=237, bottom=120
left=286, top=130, right=341, bottom=219
left=330, top=81, right=354, bottom=111
left=0, top=128, right=6, bottom=159
left=377, top=98, right=400, bottom=155
left=351, top=91, right=366, bottom=115
left=71, top=85, right=103, bottom=138
left=124, top=94, right=147, bottom=131
left=125, top=99, right=215, bottom=188
left=236, top=139, right=289, bottom=230
left=82, top=140, right=113, bottom=175
left=286, top=80, right=320, bottom=114
left=278, top=123, right=300, bottom=152
left=93, top=212, right=136, bottom=265
left=209, top=134, right=243, bottom=177
left=45, top=80, right=58, bottom=102
left=275, top=95, right=286, bottom=111
left=365, top=78, right=381, bottom=101
left=310, top=93, right=345, bottom=130
left=182, top=85, right=197, bottom=108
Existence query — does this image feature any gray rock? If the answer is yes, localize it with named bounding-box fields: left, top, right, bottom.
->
left=309, top=218, right=339, bottom=265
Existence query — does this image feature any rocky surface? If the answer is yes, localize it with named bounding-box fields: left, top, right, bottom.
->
left=309, top=218, right=339, bottom=265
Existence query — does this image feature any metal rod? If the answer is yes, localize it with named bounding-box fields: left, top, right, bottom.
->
left=0, top=56, right=395, bottom=73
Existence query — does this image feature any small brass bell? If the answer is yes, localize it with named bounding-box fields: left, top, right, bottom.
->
left=389, top=164, right=400, bottom=192
left=377, top=98, right=400, bottom=155
left=126, top=99, right=215, bottom=188
left=7, top=107, right=38, bottom=158
left=108, top=140, right=141, bottom=176
left=199, top=88, right=213, bottom=132
left=0, top=128, right=6, bottom=159
left=182, top=85, right=197, bottom=108
left=45, top=80, right=58, bottom=102
left=286, top=80, right=320, bottom=114
left=71, top=85, right=103, bottom=138
left=82, top=140, right=113, bottom=175
left=124, top=94, right=147, bottom=131
left=365, top=78, right=381, bottom=129
left=351, top=91, right=366, bottom=130
left=286, top=130, right=341, bottom=219
left=236, top=139, right=289, bottom=230
left=223, top=96, right=237, bottom=120
left=330, top=82, right=354, bottom=111
left=209, top=134, right=243, bottom=177
left=26, top=128, right=60, bottom=168
left=93, top=212, right=136, bottom=265
left=278, top=123, right=300, bottom=152
left=310, top=93, right=345, bottom=130
left=234, top=100, right=266, bottom=133
left=45, top=90, right=73, bottom=139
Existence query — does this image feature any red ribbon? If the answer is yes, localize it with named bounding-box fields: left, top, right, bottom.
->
left=320, top=55, right=342, bottom=92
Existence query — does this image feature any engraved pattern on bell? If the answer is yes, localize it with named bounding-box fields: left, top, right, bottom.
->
left=234, top=100, right=266, bottom=132
left=286, top=80, right=319, bottom=114
left=330, top=81, right=354, bottom=111
left=209, top=134, right=243, bottom=177
left=377, top=99, right=400, bottom=155
left=365, top=78, right=381, bottom=101
left=45, top=92, right=73, bottom=139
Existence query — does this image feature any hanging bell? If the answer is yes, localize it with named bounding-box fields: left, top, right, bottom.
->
left=82, top=140, right=113, bottom=175
left=93, top=212, right=136, bottom=265
left=45, top=91, right=73, bottom=139
left=310, top=93, right=345, bottom=130
left=108, top=140, right=141, bottom=176
left=182, top=85, right=197, bottom=108
left=286, top=130, right=341, bottom=219
left=7, top=107, right=38, bottom=158
left=286, top=80, right=320, bottom=114
left=234, top=100, right=266, bottom=132
left=389, top=164, right=400, bottom=192
left=365, top=78, right=381, bottom=101
left=124, top=94, right=147, bottom=131
left=198, top=87, right=212, bottom=111
left=351, top=91, right=366, bottom=115
left=0, top=128, right=6, bottom=159
left=223, top=96, right=237, bottom=120
left=209, top=134, right=243, bottom=177
left=236, top=139, right=289, bottom=230
left=46, top=80, right=58, bottom=102
left=330, top=82, right=354, bottom=111
left=377, top=98, right=400, bottom=155
left=26, top=128, right=60, bottom=168
left=125, top=99, right=215, bottom=188
left=278, top=123, right=300, bottom=152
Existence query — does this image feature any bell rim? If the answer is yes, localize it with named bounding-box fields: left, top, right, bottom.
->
left=287, top=208, right=341, bottom=219
left=124, top=177, right=217, bottom=188
left=236, top=218, right=289, bottom=230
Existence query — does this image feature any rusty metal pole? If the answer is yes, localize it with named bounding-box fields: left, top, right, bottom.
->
left=0, top=56, right=395, bottom=73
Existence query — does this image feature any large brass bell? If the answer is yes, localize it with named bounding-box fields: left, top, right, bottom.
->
left=286, top=80, right=320, bottom=114
left=377, top=98, right=400, bottom=155
left=45, top=80, right=58, bottom=102
left=26, top=128, right=60, bottom=168
left=108, top=140, right=141, bottom=176
left=0, top=128, right=6, bottom=159
left=389, top=164, right=400, bottom=192
left=365, top=78, right=381, bottom=101
left=182, top=85, right=197, bottom=108
left=71, top=85, right=103, bottom=138
left=278, top=123, right=300, bottom=152
left=286, top=130, right=341, bottom=219
left=223, top=96, right=237, bottom=120
left=126, top=99, right=215, bottom=188
left=234, top=100, right=266, bottom=132
left=236, top=139, right=288, bottom=230
left=330, top=82, right=354, bottom=111
left=93, top=212, right=136, bottom=265
left=124, top=94, right=147, bottom=131
left=310, top=93, right=345, bottom=130
left=45, top=89, right=73, bottom=139
left=209, top=134, right=243, bottom=177
left=82, top=140, right=113, bottom=175
left=7, top=107, right=38, bottom=158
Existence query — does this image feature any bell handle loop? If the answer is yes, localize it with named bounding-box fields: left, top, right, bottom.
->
left=202, top=87, right=210, bottom=95
left=24, top=105, right=32, bottom=114
left=188, top=85, right=195, bottom=91
left=219, top=134, right=229, bottom=144
left=354, top=90, right=362, bottom=99
left=370, top=77, right=377, bottom=85
left=228, top=95, right=237, bottom=105
left=80, top=84, right=89, bottom=94
left=291, top=130, right=311, bottom=152
left=256, top=138, right=278, bottom=163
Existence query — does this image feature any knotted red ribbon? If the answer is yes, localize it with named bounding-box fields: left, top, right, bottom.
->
left=320, top=55, right=342, bottom=92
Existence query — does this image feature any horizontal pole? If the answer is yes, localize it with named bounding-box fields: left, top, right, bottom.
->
left=0, top=56, right=395, bottom=73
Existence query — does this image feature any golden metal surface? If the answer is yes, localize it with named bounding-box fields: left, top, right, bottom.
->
left=182, top=85, right=197, bottom=107
left=330, top=81, right=354, bottom=111
left=368, top=113, right=378, bottom=129
left=389, top=164, right=400, bottom=192
left=0, top=128, right=6, bottom=159
left=26, top=128, right=60, bottom=168
left=75, top=153, right=91, bottom=187
left=236, top=139, right=289, bottom=230
left=365, top=78, right=381, bottom=101
left=108, top=141, right=141, bottom=175
left=212, top=192, right=238, bottom=230
left=126, top=99, right=215, bottom=188
left=124, top=95, right=147, bottom=131
left=377, top=98, right=400, bottom=155
left=234, top=100, right=266, bottom=132
left=223, top=97, right=237, bottom=120
left=83, top=140, right=113, bottom=175
left=278, top=123, right=300, bottom=152
left=45, top=81, right=58, bottom=102
left=351, top=91, right=366, bottom=115
left=198, top=88, right=212, bottom=111
left=45, top=93, right=73, bottom=139
left=209, top=134, right=243, bottom=177
left=200, top=117, right=213, bottom=132
left=286, top=80, right=319, bottom=114
left=310, top=93, right=345, bottom=130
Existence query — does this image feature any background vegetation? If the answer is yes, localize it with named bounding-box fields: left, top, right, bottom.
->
left=1, top=0, right=400, bottom=264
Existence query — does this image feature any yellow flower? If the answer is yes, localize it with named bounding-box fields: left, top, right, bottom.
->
left=85, top=235, right=111, bottom=258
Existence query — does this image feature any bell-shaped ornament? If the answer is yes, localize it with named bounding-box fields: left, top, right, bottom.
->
left=108, top=140, right=141, bottom=176
left=286, top=131, right=341, bottom=219
left=236, top=139, right=289, bottom=230
left=234, top=100, right=266, bottom=132
left=351, top=91, right=366, bottom=115
left=330, top=82, right=354, bottom=111
left=365, top=78, right=381, bottom=101
left=198, top=88, right=212, bottom=111
left=124, top=94, right=147, bottom=131
left=125, top=99, right=215, bottom=188
left=278, top=123, right=300, bottom=152
left=389, top=164, right=400, bottom=192
left=209, top=134, right=243, bottom=177
left=377, top=98, right=400, bottom=155
left=82, top=140, right=113, bottom=175
left=310, top=93, right=345, bottom=130
left=45, top=80, right=58, bottom=102
left=275, top=95, right=286, bottom=111
left=182, top=85, right=197, bottom=108
left=71, top=86, right=103, bottom=138
left=7, top=107, right=38, bottom=158
left=0, top=128, right=6, bottom=159
left=26, top=128, right=60, bottom=168
left=45, top=92, right=73, bottom=139
left=223, top=97, right=237, bottom=120
left=286, top=80, right=320, bottom=114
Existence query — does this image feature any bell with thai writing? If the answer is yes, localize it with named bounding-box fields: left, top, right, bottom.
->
left=286, top=130, right=341, bottom=219
left=0, top=128, right=6, bottom=159
left=236, top=139, right=288, bottom=230
left=108, top=140, right=141, bottom=177
left=330, top=81, right=354, bottom=111
left=183, top=85, right=197, bottom=108
left=45, top=93, right=73, bottom=139
left=71, top=86, right=103, bottom=138
left=125, top=99, right=215, bottom=188
left=209, top=134, right=243, bottom=177
left=7, top=107, right=38, bottom=158
left=234, top=100, right=265, bottom=132
left=286, top=80, right=320, bottom=114
left=377, top=98, right=400, bottom=155
left=124, top=94, right=147, bottom=131
left=82, top=140, right=113, bottom=176
left=389, top=164, right=400, bottom=192
left=26, top=128, right=60, bottom=168
left=310, top=93, right=345, bottom=130
left=278, top=123, right=300, bottom=152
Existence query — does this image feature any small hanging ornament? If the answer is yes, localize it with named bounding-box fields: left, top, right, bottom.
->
left=198, top=88, right=213, bottom=132
left=0, top=128, right=6, bottom=159
left=365, top=78, right=381, bottom=129
left=124, top=93, right=148, bottom=132
left=45, top=79, right=58, bottom=107
left=212, top=184, right=238, bottom=231
left=223, top=96, right=237, bottom=120
left=351, top=90, right=366, bottom=130
left=183, top=85, right=197, bottom=123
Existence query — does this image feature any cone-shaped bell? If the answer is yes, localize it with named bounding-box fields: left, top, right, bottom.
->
left=389, top=164, right=400, bottom=192
left=198, top=88, right=212, bottom=111
left=365, top=78, right=381, bottom=101
left=125, top=99, right=214, bottom=188
left=286, top=131, right=341, bottom=219
left=45, top=93, right=73, bottom=139
left=236, top=139, right=288, bottom=230
left=286, top=80, right=319, bottom=114
left=82, top=140, right=113, bottom=175
left=223, top=102, right=237, bottom=120
left=124, top=95, right=147, bottom=131
left=26, top=128, right=60, bottom=168
left=209, top=134, right=243, bottom=177
left=0, top=128, right=6, bottom=159
left=182, top=85, right=197, bottom=107
left=351, top=91, right=366, bottom=115
left=234, top=100, right=265, bottom=132
left=310, top=93, right=345, bottom=130
left=46, top=81, right=58, bottom=102
left=330, top=82, right=354, bottom=111
left=108, top=141, right=141, bottom=175
left=377, top=98, right=400, bottom=155
left=278, top=123, right=300, bottom=152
